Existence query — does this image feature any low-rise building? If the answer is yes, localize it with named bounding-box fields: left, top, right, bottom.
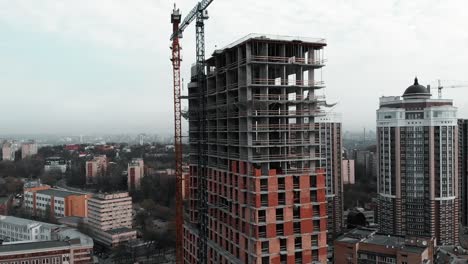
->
left=334, top=227, right=434, bottom=264
left=24, top=187, right=89, bottom=218
left=44, top=157, right=68, bottom=174
left=87, top=192, right=136, bottom=248
left=85, top=155, right=107, bottom=185
left=0, top=215, right=56, bottom=242
left=0, top=216, right=93, bottom=263
left=127, top=158, right=144, bottom=191
left=0, top=239, right=93, bottom=264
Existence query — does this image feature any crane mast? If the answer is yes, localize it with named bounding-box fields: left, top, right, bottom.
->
left=437, top=79, right=468, bottom=99
left=170, top=1, right=213, bottom=263
left=170, top=5, right=183, bottom=264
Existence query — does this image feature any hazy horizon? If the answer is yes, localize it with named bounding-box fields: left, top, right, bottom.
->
left=1, top=0, right=468, bottom=134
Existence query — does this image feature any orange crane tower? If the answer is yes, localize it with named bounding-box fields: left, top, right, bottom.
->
left=170, top=1, right=214, bottom=263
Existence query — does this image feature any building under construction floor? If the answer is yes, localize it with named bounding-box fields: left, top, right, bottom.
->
left=184, top=34, right=334, bottom=264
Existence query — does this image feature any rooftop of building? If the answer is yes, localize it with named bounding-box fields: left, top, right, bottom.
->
left=215, top=33, right=327, bottom=54
left=403, top=77, right=431, bottom=98
left=0, top=196, right=11, bottom=204
left=436, top=246, right=468, bottom=263
left=105, top=227, right=135, bottom=235
left=45, top=156, right=65, bottom=160
left=23, top=181, right=49, bottom=189
left=0, top=240, right=70, bottom=254
left=0, top=215, right=56, bottom=228
left=0, top=215, right=93, bottom=248
left=379, top=78, right=455, bottom=108
left=36, top=188, right=88, bottom=198
left=55, top=227, right=93, bottom=247
left=336, top=227, right=431, bottom=254
left=90, top=192, right=130, bottom=201
left=57, top=216, right=85, bottom=227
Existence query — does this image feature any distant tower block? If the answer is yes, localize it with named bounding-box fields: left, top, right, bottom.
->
left=138, top=134, right=145, bottom=146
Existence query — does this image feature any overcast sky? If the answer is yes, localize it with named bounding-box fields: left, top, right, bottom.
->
left=1, top=0, right=468, bottom=135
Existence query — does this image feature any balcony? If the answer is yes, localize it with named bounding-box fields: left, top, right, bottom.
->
left=251, top=153, right=324, bottom=162
left=251, top=78, right=325, bottom=88
left=251, top=123, right=313, bottom=131
left=241, top=109, right=323, bottom=117
left=250, top=55, right=327, bottom=66
left=252, top=94, right=325, bottom=101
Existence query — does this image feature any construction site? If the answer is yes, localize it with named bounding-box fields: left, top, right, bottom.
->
left=170, top=1, right=342, bottom=263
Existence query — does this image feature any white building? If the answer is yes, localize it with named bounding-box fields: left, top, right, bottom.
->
left=0, top=215, right=93, bottom=263
left=44, top=157, right=68, bottom=173
left=0, top=215, right=56, bottom=242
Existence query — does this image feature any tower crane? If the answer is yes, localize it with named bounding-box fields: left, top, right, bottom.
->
left=170, top=1, right=214, bottom=263
left=436, top=79, right=468, bottom=99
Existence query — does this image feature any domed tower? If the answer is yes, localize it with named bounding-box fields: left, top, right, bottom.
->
left=376, top=78, right=459, bottom=245
left=402, top=78, right=431, bottom=99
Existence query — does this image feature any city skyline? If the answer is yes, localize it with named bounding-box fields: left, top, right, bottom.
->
left=1, top=0, right=468, bottom=134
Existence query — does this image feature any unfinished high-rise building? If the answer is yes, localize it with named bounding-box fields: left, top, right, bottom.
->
left=184, top=34, right=330, bottom=264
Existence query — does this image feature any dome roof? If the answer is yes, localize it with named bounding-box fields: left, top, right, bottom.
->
left=403, top=78, right=430, bottom=98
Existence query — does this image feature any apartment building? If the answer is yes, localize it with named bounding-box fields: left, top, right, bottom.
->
left=185, top=34, right=329, bottom=263
left=458, top=119, right=468, bottom=226
left=127, top=158, right=144, bottom=191
left=2, top=142, right=13, bottom=161
left=85, top=155, right=107, bottom=185
left=377, top=78, right=459, bottom=245
left=315, top=113, right=343, bottom=242
left=21, top=141, right=38, bottom=159
left=87, top=192, right=136, bottom=248
left=24, top=187, right=89, bottom=218
left=342, top=159, right=355, bottom=184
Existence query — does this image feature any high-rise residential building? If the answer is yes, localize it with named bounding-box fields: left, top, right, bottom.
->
left=1, top=141, right=15, bottom=161
left=342, top=159, right=355, bottom=184
left=377, top=78, right=459, bottom=245
left=185, top=34, right=329, bottom=264
left=315, top=113, right=343, bottom=241
left=24, top=187, right=89, bottom=218
left=127, top=158, right=144, bottom=191
left=458, top=119, right=468, bottom=226
left=334, top=227, right=435, bottom=264
left=85, top=155, right=107, bottom=184
left=87, top=192, right=136, bottom=248
left=21, top=140, right=38, bottom=159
